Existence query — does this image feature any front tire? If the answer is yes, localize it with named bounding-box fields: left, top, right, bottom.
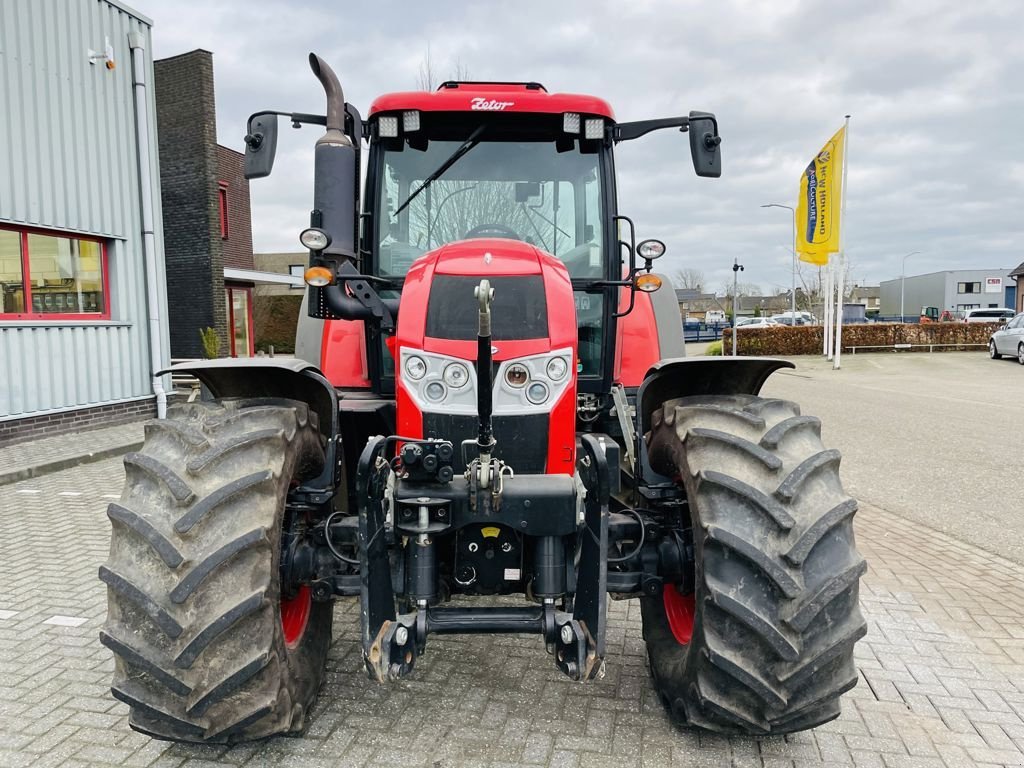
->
left=989, top=340, right=1001, bottom=359
left=1017, top=343, right=1024, bottom=365
left=101, top=398, right=332, bottom=743
left=640, top=395, right=866, bottom=735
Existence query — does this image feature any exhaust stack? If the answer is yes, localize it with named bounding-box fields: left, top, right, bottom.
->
left=308, top=53, right=356, bottom=261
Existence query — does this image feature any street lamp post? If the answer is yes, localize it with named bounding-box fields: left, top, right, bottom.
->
left=899, top=250, right=921, bottom=322
left=732, top=257, right=744, bottom=356
left=761, top=203, right=797, bottom=318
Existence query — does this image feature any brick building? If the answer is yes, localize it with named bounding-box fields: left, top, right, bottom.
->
left=154, top=49, right=258, bottom=358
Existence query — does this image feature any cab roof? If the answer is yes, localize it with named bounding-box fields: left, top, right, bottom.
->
left=369, top=81, right=615, bottom=121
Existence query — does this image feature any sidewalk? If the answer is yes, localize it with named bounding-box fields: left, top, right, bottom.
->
left=0, top=420, right=145, bottom=487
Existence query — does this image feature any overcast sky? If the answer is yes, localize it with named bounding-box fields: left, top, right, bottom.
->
left=130, top=0, right=1024, bottom=295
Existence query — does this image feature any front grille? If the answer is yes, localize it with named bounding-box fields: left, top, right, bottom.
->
left=422, top=413, right=549, bottom=473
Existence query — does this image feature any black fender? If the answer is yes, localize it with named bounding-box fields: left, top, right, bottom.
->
left=632, top=357, right=794, bottom=489
left=636, top=356, right=794, bottom=437
left=159, top=358, right=339, bottom=440
left=160, top=359, right=343, bottom=504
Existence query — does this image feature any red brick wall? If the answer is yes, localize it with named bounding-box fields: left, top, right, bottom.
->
left=216, top=145, right=254, bottom=271
left=0, top=398, right=156, bottom=447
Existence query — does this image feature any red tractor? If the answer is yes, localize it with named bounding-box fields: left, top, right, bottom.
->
left=101, top=55, right=866, bottom=743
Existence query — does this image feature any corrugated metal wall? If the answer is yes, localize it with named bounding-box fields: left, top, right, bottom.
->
left=0, top=0, right=169, bottom=418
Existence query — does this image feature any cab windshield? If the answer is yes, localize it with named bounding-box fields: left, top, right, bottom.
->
left=377, top=138, right=604, bottom=279
left=372, top=119, right=610, bottom=378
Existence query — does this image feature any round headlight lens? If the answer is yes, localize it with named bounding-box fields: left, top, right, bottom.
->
left=546, top=356, right=568, bottom=381
left=443, top=362, right=470, bottom=389
left=526, top=382, right=549, bottom=404
left=425, top=381, right=446, bottom=402
left=505, top=363, right=529, bottom=388
left=404, top=355, right=427, bottom=380
left=637, top=239, right=666, bottom=260
left=299, top=227, right=331, bottom=251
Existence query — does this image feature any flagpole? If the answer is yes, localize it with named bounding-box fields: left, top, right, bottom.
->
left=833, top=115, right=851, bottom=370
left=825, top=259, right=833, bottom=359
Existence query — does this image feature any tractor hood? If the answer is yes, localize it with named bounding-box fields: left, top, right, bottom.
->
left=395, top=238, right=577, bottom=362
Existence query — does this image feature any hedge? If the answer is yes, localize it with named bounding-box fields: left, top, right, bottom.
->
left=254, top=294, right=303, bottom=354
left=734, top=322, right=999, bottom=356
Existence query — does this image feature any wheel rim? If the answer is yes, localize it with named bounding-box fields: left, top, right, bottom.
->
left=1019, top=345, right=1024, bottom=364
left=663, top=586, right=695, bottom=645
left=990, top=342, right=996, bottom=358
left=281, top=585, right=312, bottom=649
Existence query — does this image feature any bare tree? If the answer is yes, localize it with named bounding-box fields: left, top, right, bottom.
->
left=795, top=257, right=853, bottom=313
left=720, top=281, right=762, bottom=298
left=672, top=268, right=705, bottom=291
left=416, top=47, right=471, bottom=90
left=416, top=45, right=436, bottom=91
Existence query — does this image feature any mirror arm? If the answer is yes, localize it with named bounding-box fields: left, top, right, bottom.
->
left=614, top=116, right=690, bottom=143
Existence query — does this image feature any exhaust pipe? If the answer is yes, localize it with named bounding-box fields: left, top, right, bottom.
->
left=308, top=53, right=356, bottom=261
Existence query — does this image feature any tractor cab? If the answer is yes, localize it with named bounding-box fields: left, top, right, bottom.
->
left=367, top=84, right=616, bottom=388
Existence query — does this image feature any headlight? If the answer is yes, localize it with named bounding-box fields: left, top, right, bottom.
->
left=505, top=364, right=529, bottom=388
left=299, top=227, right=331, bottom=251
left=425, top=381, right=446, bottom=402
left=404, top=355, right=427, bottom=380
left=526, top=382, right=549, bottom=404
left=546, top=356, right=568, bottom=381
left=443, top=362, right=470, bottom=389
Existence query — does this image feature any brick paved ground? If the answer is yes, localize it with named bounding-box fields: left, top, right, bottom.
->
left=0, top=456, right=1022, bottom=767
left=0, top=422, right=144, bottom=485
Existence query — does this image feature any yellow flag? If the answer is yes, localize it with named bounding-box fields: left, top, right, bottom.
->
left=796, top=126, right=845, bottom=265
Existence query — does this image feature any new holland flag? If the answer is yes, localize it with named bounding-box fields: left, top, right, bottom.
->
left=796, top=126, right=845, bottom=265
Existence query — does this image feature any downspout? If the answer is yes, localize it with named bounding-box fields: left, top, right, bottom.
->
left=128, top=31, right=168, bottom=418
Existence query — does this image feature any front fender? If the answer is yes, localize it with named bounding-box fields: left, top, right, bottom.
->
left=636, top=357, right=794, bottom=436
left=159, top=358, right=339, bottom=439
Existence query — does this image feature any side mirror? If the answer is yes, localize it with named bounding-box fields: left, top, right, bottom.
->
left=244, top=113, right=279, bottom=179
left=688, top=111, right=721, bottom=178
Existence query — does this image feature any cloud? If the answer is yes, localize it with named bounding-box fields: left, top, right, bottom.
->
left=129, top=0, right=1024, bottom=286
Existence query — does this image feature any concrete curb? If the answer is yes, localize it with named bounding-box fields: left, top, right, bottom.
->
left=0, top=441, right=144, bottom=487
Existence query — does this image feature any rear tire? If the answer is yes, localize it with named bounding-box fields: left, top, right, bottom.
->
left=640, top=395, right=866, bottom=735
left=101, top=398, right=332, bottom=743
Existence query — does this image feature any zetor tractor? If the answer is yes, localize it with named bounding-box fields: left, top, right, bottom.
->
left=101, top=55, right=866, bottom=743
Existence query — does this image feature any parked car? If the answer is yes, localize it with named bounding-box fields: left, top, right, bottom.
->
left=734, top=317, right=779, bottom=329
left=988, top=312, right=1024, bottom=364
left=770, top=314, right=806, bottom=326
left=771, top=311, right=817, bottom=325
left=965, top=308, right=1016, bottom=323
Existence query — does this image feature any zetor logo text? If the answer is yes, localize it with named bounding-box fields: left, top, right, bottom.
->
left=470, top=97, right=514, bottom=111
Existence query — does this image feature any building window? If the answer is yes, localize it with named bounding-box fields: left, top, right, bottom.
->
left=289, top=264, right=304, bottom=290
left=0, top=226, right=108, bottom=319
left=218, top=183, right=229, bottom=239
left=957, top=282, right=980, bottom=294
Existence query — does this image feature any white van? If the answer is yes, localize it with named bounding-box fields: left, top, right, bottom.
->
left=704, top=310, right=727, bottom=324
left=963, top=308, right=1015, bottom=323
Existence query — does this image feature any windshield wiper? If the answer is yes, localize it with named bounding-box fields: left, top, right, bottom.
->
left=392, top=125, right=486, bottom=217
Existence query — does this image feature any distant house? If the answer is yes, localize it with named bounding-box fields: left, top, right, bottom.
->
left=849, top=285, right=881, bottom=316
left=675, top=289, right=726, bottom=319
left=734, top=294, right=791, bottom=318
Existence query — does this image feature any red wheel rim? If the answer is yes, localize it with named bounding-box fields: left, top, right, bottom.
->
left=281, top=585, right=311, bottom=649
left=663, top=586, right=695, bottom=645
